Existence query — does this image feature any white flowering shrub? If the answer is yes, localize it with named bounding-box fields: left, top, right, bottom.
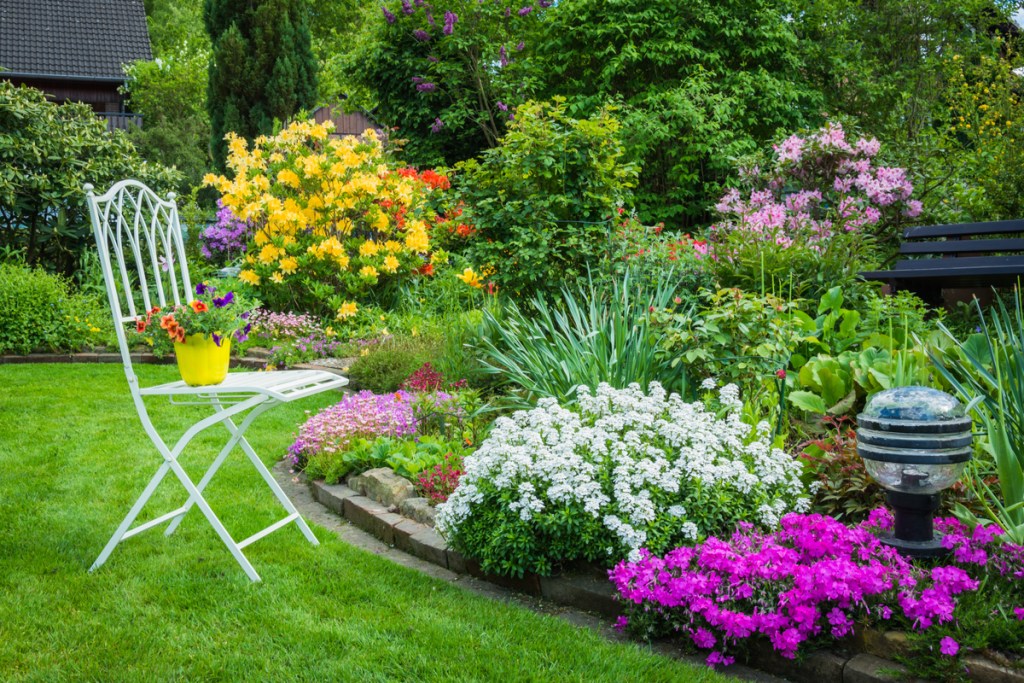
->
left=436, top=382, right=809, bottom=577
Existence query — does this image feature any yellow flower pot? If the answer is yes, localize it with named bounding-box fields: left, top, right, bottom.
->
left=173, top=333, right=231, bottom=386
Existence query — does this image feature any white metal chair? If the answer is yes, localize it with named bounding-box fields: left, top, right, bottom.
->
left=84, top=179, right=348, bottom=581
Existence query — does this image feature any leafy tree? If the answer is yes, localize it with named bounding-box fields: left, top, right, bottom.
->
left=122, top=46, right=212, bottom=193
left=349, top=0, right=547, bottom=167
left=538, top=0, right=821, bottom=227
left=0, top=83, right=181, bottom=277
left=456, top=98, right=637, bottom=297
left=204, top=0, right=318, bottom=169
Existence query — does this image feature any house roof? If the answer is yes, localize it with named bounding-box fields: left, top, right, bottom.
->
left=0, top=0, right=152, bottom=82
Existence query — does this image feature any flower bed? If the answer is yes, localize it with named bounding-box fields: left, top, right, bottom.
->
left=612, top=509, right=1024, bottom=670
left=437, top=382, right=809, bottom=577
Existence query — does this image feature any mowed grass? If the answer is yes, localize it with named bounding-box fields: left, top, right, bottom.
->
left=0, top=363, right=729, bottom=682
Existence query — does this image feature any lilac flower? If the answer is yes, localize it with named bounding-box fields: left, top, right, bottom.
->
left=401, top=0, right=413, bottom=14
left=200, top=201, right=250, bottom=260
left=413, top=29, right=430, bottom=41
left=425, top=9, right=435, bottom=26
left=496, top=101, right=508, bottom=112
left=416, top=82, right=437, bottom=92
left=518, top=5, right=532, bottom=15
left=427, top=55, right=439, bottom=62
left=499, top=45, right=508, bottom=67
left=516, top=41, right=525, bottom=51
left=430, top=117, right=444, bottom=133
left=382, top=6, right=396, bottom=23
left=443, top=10, right=457, bottom=35
left=411, top=76, right=424, bottom=83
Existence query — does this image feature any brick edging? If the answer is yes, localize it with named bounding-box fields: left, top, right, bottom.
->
left=309, top=478, right=1024, bottom=683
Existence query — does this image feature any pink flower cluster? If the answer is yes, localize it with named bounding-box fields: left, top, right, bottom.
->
left=712, top=123, right=921, bottom=252
left=609, top=511, right=1024, bottom=667
left=289, top=391, right=428, bottom=465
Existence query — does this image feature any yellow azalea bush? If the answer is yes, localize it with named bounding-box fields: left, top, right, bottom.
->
left=203, top=119, right=450, bottom=320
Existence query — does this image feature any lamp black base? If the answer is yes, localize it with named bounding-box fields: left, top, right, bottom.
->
left=879, top=534, right=950, bottom=558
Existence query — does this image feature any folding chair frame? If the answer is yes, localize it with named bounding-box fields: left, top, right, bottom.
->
left=85, top=180, right=347, bottom=582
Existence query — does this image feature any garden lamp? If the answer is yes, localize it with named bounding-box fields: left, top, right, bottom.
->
left=856, top=387, right=973, bottom=557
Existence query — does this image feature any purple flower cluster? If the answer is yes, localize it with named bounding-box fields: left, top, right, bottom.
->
left=249, top=309, right=320, bottom=341
left=712, top=123, right=921, bottom=252
left=610, top=511, right=1023, bottom=667
left=443, top=10, right=457, bottom=35
left=200, top=201, right=249, bottom=260
left=288, top=390, right=455, bottom=465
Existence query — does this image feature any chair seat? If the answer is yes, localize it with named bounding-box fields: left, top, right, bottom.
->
left=140, top=369, right=348, bottom=403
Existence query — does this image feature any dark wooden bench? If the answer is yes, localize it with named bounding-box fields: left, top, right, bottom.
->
left=859, top=219, right=1024, bottom=304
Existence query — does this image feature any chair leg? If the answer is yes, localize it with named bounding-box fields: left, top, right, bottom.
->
left=165, top=458, right=261, bottom=582
left=163, top=400, right=272, bottom=537
left=220, top=408, right=320, bottom=548
left=90, top=462, right=171, bottom=573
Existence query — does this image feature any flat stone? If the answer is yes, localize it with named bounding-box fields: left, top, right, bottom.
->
left=349, top=467, right=415, bottom=507
left=96, top=353, right=122, bottom=363
left=342, top=495, right=390, bottom=535
left=393, top=519, right=428, bottom=553
left=1, top=355, right=33, bottom=364
left=539, top=572, right=620, bottom=618
left=855, top=629, right=910, bottom=663
left=964, top=656, right=1024, bottom=683
left=844, top=654, right=910, bottom=683
left=311, top=480, right=358, bottom=515
left=399, top=497, right=436, bottom=526
left=407, top=528, right=449, bottom=568
left=446, top=547, right=469, bottom=575
left=743, top=640, right=849, bottom=683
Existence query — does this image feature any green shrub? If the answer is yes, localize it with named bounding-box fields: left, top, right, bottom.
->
left=347, top=335, right=441, bottom=393
left=0, top=262, right=111, bottom=354
left=0, top=82, right=181, bottom=278
left=456, top=98, right=638, bottom=297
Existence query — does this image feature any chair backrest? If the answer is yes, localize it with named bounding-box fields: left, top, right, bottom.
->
left=85, top=180, right=193, bottom=382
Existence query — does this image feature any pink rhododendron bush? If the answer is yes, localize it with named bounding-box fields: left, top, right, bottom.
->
left=612, top=509, right=1024, bottom=669
left=710, top=123, right=922, bottom=299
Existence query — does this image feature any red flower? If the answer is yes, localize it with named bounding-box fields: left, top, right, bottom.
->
left=776, top=369, right=787, bottom=379
left=190, top=300, right=208, bottom=313
left=136, top=319, right=147, bottom=333
left=417, top=263, right=435, bottom=276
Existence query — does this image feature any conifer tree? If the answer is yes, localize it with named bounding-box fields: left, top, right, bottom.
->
left=205, top=0, right=317, bottom=169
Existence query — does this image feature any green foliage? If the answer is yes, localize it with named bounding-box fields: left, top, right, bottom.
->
left=0, top=83, right=181, bottom=277
left=305, top=434, right=470, bottom=484
left=0, top=262, right=111, bottom=354
left=348, top=0, right=546, bottom=166
left=539, top=0, right=820, bottom=226
left=122, top=47, right=212, bottom=193
left=933, top=291, right=1024, bottom=543
left=658, top=288, right=805, bottom=403
left=347, top=334, right=441, bottom=393
left=144, top=0, right=208, bottom=56
left=475, top=268, right=679, bottom=408
left=456, top=98, right=638, bottom=297
left=204, top=0, right=318, bottom=169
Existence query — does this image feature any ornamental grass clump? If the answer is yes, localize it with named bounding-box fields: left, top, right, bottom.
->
left=436, top=382, right=808, bottom=578
left=612, top=510, right=1024, bottom=669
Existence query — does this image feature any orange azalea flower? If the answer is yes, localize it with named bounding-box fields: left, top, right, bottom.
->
left=190, top=300, right=209, bottom=313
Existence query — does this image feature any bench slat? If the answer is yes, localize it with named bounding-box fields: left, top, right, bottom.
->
left=899, top=238, right=1024, bottom=255
left=903, top=219, right=1024, bottom=239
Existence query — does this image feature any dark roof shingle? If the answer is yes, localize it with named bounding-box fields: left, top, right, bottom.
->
left=0, top=0, right=152, bottom=81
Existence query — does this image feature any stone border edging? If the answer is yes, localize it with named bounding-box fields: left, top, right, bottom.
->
left=310, top=478, right=1024, bottom=683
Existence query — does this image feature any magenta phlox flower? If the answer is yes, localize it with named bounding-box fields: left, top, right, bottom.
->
left=939, top=636, right=960, bottom=657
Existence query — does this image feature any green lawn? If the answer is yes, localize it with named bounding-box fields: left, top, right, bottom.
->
left=0, top=363, right=728, bottom=682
